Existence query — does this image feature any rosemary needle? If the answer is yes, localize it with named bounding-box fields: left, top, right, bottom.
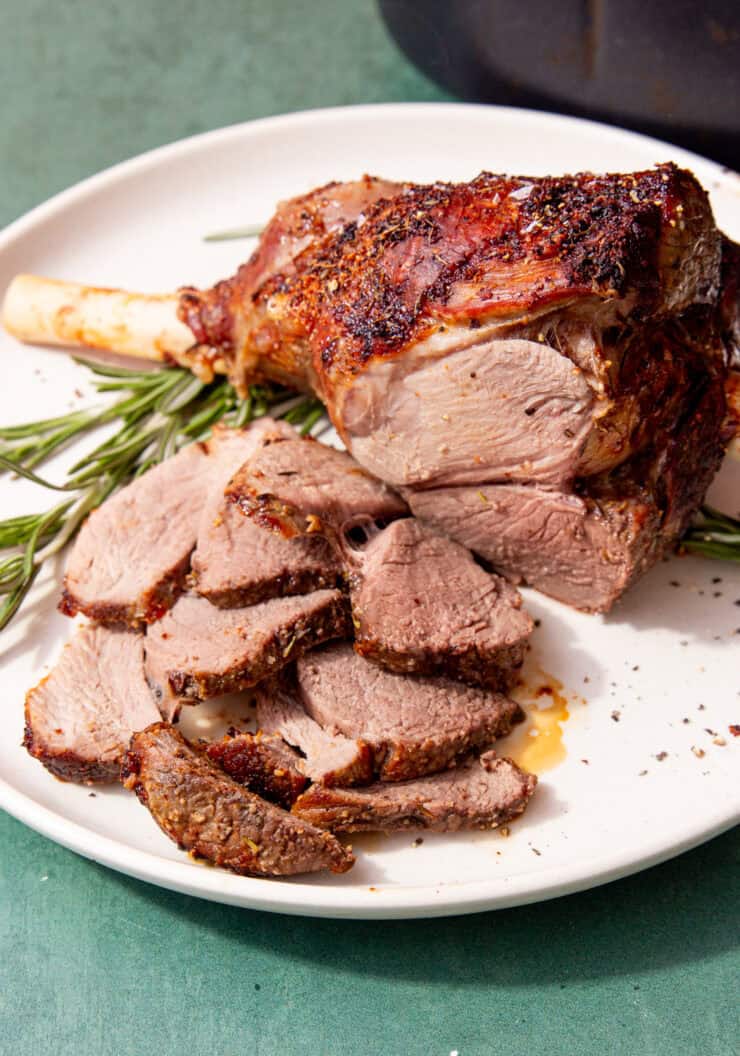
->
left=681, top=505, right=740, bottom=563
left=203, top=224, right=264, bottom=242
left=0, top=360, right=326, bottom=631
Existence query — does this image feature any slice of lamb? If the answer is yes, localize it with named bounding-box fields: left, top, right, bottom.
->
left=123, top=723, right=354, bottom=876
left=60, top=419, right=293, bottom=627
left=255, top=676, right=374, bottom=787
left=60, top=441, right=207, bottom=626
left=206, top=730, right=308, bottom=808
left=24, top=623, right=160, bottom=783
left=406, top=482, right=662, bottom=613
left=296, top=643, right=524, bottom=781
left=192, top=488, right=341, bottom=608
left=348, top=517, right=532, bottom=689
left=145, top=589, right=350, bottom=719
left=293, top=750, right=537, bottom=833
left=224, top=436, right=407, bottom=536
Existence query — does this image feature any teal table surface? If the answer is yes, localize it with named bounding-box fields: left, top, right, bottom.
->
left=1, top=3, right=738, bottom=1054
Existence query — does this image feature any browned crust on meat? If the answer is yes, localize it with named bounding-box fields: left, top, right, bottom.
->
left=352, top=634, right=527, bottom=692
left=319, top=741, right=376, bottom=788
left=297, top=165, right=713, bottom=385
left=166, top=592, right=352, bottom=701
left=185, top=164, right=715, bottom=400
left=176, top=178, right=356, bottom=354
left=122, top=723, right=354, bottom=876
left=197, top=563, right=342, bottom=609
left=120, top=740, right=144, bottom=787
left=293, top=756, right=537, bottom=833
left=22, top=715, right=118, bottom=784
left=59, top=550, right=193, bottom=628
left=574, top=494, right=663, bottom=612
left=177, top=176, right=404, bottom=393
left=719, top=235, right=740, bottom=365
left=225, top=485, right=323, bottom=539
left=375, top=702, right=525, bottom=782
left=223, top=439, right=406, bottom=540
left=206, top=732, right=308, bottom=808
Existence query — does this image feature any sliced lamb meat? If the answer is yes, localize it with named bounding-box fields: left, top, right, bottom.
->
left=406, top=317, right=729, bottom=612
left=407, top=482, right=663, bottom=613
left=144, top=589, right=350, bottom=719
left=192, top=485, right=340, bottom=607
left=123, top=723, right=353, bottom=876
left=24, top=624, right=160, bottom=783
left=293, top=750, right=536, bottom=833
left=348, top=517, right=531, bottom=688
left=60, top=420, right=291, bottom=626
left=296, top=643, right=524, bottom=781
left=205, top=730, right=308, bottom=809
left=60, top=440, right=207, bottom=626
left=224, top=435, right=407, bottom=536
left=255, top=676, right=374, bottom=787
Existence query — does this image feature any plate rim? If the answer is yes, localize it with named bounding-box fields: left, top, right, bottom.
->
left=1, top=101, right=737, bottom=919
left=0, top=101, right=732, bottom=248
left=3, top=772, right=738, bottom=919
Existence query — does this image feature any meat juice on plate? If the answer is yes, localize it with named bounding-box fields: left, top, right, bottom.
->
left=506, top=665, right=586, bottom=775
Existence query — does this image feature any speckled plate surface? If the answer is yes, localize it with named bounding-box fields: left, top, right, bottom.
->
left=0, top=103, right=738, bottom=918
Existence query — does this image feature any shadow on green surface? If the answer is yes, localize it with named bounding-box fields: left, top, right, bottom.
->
left=96, top=825, right=739, bottom=986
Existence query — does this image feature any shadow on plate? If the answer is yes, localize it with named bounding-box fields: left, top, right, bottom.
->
left=604, top=454, right=740, bottom=642
left=93, top=825, right=739, bottom=987
left=603, top=552, right=739, bottom=643
left=506, top=592, right=608, bottom=704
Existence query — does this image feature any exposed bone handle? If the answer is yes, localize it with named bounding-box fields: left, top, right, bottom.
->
left=1, top=274, right=195, bottom=363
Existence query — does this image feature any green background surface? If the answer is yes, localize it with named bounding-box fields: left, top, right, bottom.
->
left=0, top=3, right=738, bottom=1053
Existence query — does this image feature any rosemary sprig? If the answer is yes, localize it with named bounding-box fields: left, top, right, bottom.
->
left=0, top=360, right=325, bottom=630
left=203, top=224, right=264, bottom=243
left=682, top=505, right=740, bottom=562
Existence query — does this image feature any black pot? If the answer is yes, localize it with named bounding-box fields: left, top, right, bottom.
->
left=379, top=0, right=740, bottom=168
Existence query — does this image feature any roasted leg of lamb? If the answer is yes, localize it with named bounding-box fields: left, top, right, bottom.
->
left=4, top=166, right=738, bottom=611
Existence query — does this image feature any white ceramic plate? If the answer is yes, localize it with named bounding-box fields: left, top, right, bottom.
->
left=1, top=104, right=738, bottom=919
